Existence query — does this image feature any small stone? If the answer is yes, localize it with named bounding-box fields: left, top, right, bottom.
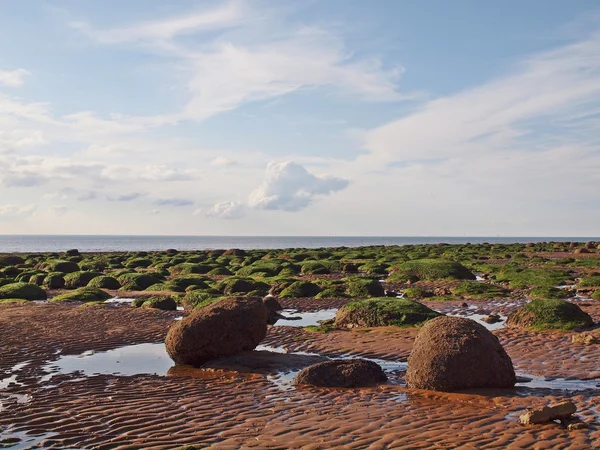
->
left=571, top=333, right=599, bottom=345
left=483, top=314, right=502, bottom=324
left=519, top=401, right=577, bottom=425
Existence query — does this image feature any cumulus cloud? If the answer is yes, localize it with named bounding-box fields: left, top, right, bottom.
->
left=0, top=69, right=30, bottom=87
left=248, top=161, right=349, bottom=211
left=154, top=197, right=194, bottom=207
left=0, top=204, right=37, bottom=218
left=203, top=201, right=245, bottom=219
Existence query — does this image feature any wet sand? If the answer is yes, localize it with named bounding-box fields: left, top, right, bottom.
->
left=2, top=300, right=600, bottom=449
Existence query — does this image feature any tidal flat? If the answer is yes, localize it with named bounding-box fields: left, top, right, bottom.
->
left=1, top=241, right=600, bottom=448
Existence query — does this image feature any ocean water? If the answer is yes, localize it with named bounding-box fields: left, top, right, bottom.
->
left=0, top=235, right=597, bottom=253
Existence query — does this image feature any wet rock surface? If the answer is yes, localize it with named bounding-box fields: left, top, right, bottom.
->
left=294, top=359, right=388, bottom=388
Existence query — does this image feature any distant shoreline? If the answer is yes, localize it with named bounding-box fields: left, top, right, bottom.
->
left=1, top=235, right=598, bottom=253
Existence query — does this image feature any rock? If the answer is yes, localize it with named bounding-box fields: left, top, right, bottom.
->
left=294, top=359, right=387, bottom=388
left=571, top=333, right=599, bottom=345
left=141, top=296, right=177, bottom=311
left=562, top=416, right=589, bottom=430
left=483, top=314, right=502, bottom=324
left=406, top=316, right=516, bottom=391
left=334, top=298, right=441, bottom=329
left=460, top=302, right=469, bottom=308
left=65, top=249, right=80, bottom=257
left=262, top=296, right=282, bottom=312
left=165, top=297, right=268, bottom=366
left=433, top=287, right=451, bottom=296
left=574, top=248, right=589, bottom=254
left=519, top=401, right=577, bottom=425
left=506, top=299, right=593, bottom=331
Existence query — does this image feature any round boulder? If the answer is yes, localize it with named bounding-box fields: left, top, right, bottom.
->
left=294, top=359, right=387, bottom=388
left=406, top=316, right=516, bottom=391
left=165, top=296, right=268, bottom=366
left=506, top=299, right=593, bottom=330
left=334, top=298, right=441, bottom=329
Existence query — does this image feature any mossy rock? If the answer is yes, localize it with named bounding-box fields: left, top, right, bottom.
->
left=50, top=287, right=111, bottom=303
left=145, top=282, right=185, bottom=292
left=139, top=296, right=178, bottom=311
left=279, top=281, right=322, bottom=298
left=181, top=290, right=222, bottom=310
left=390, top=259, right=475, bottom=282
left=403, top=286, right=433, bottom=299
left=579, top=276, right=600, bottom=288
left=452, top=281, right=509, bottom=299
left=171, top=276, right=211, bottom=290
left=0, top=298, right=30, bottom=305
left=169, top=263, right=213, bottom=276
left=344, top=278, right=385, bottom=298
left=117, top=273, right=161, bottom=290
left=206, top=267, right=233, bottom=276
left=88, top=276, right=121, bottom=290
left=315, top=287, right=349, bottom=299
left=0, top=282, right=47, bottom=301
left=125, top=257, right=153, bottom=268
left=529, top=287, right=570, bottom=300
left=0, top=255, right=25, bottom=265
left=217, top=277, right=269, bottom=295
left=591, top=291, right=600, bottom=301
left=506, top=299, right=593, bottom=331
left=28, top=273, right=47, bottom=286
left=43, top=273, right=65, bottom=289
left=64, top=271, right=103, bottom=289
left=43, top=260, right=80, bottom=273
left=334, top=298, right=441, bottom=328
left=300, top=261, right=330, bottom=275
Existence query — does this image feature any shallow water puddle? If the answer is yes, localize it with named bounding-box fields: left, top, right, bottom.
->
left=274, top=309, right=338, bottom=327
left=104, top=297, right=135, bottom=304
left=516, top=374, right=600, bottom=392
left=0, top=428, right=59, bottom=450
left=41, top=343, right=173, bottom=381
left=432, top=309, right=507, bottom=331
left=0, top=362, right=29, bottom=390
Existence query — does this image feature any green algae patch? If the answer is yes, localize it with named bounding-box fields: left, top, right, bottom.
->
left=452, top=281, right=509, bottom=299
left=495, top=267, right=572, bottom=288
left=529, top=286, right=570, bottom=300
left=334, top=298, right=441, bottom=329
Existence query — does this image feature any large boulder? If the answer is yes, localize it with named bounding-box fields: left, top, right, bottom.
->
left=334, top=298, right=441, bottom=329
left=0, top=282, right=47, bottom=301
left=506, top=299, right=593, bottom=330
left=165, top=296, right=268, bottom=366
left=294, top=359, right=387, bottom=388
left=406, top=316, right=516, bottom=391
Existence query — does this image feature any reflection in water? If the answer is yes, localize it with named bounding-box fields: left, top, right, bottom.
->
left=274, top=309, right=338, bottom=327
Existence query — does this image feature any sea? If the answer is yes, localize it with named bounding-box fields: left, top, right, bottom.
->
left=0, top=235, right=598, bottom=253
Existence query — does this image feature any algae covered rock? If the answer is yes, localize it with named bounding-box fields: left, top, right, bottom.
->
left=506, top=299, right=593, bottom=330
left=88, top=276, right=121, bottom=290
left=0, top=282, right=47, bottom=301
left=406, top=316, right=516, bottom=391
left=165, top=296, right=268, bottom=365
left=294, top=359, right=387, bottom=388
left=389, top=259, right=475, bottom=282
left=50, top=287, right=111, bottom=303
left=334, top=298, right=441, bottom=328
left=140, top=295, right=177, bottom=311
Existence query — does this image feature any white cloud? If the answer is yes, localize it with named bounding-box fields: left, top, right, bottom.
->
left=71, top=1, right=247, bottom=44
left=209, top=156, right=237, bottom=167
left=154, top=197, right=194, bottom=207
left=248, top=161, right=349, bottom=211
left=0, top=204, right=36, bottom=218
left=107, top=192, right=145, bottom=202
left=0, top=69, right=30, bottom=87
left=203, top=201, right=245, bottom=219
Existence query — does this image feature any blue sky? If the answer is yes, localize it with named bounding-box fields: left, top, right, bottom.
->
left=1, top=0, right=600, bottom=235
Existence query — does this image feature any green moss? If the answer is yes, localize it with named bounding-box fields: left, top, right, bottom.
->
left=305, top=324, right=335, bottom=333
left=496, top=267, right=572, bottom=288
left=217, top=277, right=269, bottom=295
left=0, top=282, right=47, bottom=300
left=508, top=299, right=593, bottom=330
left=169, top=263, right=214, bottom=276
left=402, top=286, right=433, bottom=299
left=452, top=281, right=509, bottom=298
left=334, top=298, right=441, bottom=328
left=579, top=276, right=600, bottom=288
left=50, top=287, right=111, bottom=303
left=315, top=287, right=348, bottom=299
left=529, top=286, right=570, bottom=300
left=206, top=267, right=233, bottom=276
left=125, top=257, right=153, bottom=268
left=300, top=261, right=330, bottom=275
left=592, top=291, right=600, bottom=301
left=0, top=298, right=29, bottom=305
left=43, top=259, right=80, bottom=273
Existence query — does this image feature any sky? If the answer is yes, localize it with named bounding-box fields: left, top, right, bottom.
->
left=1, top=0, right=600, bottom=236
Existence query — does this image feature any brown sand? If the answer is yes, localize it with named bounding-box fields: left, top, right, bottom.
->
left=2, top=301, right=600, bottom=449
